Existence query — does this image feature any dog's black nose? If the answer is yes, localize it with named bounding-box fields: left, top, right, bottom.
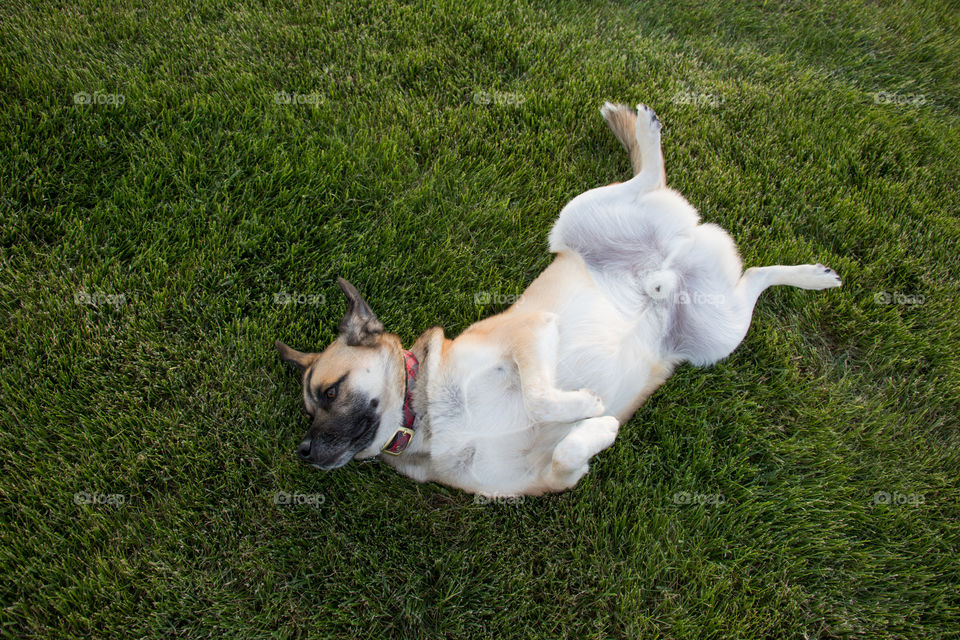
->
left=297, top=438, right=312, bottom=460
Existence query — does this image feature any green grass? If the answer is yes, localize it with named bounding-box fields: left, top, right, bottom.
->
left=2, top=0, right=959, bottom=637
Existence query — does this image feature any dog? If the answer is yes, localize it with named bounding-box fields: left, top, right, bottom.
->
left=276, top=103, right=842, bottom=496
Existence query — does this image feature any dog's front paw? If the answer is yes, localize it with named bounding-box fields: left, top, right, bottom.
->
left=526, top=388, right=605, bottom=423
left=574, top=388, right=606, bottom=419
left=552, top=416, right=620, bottom=470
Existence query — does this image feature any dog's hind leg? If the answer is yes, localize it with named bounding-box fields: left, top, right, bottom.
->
left=548, top=102, right=686, bottom=280
left=734, top=263, right=842, bottom=328
left=629, top=103, right=666, bottom=192
left=601, top=102, right=665, bottom=192
left=732, top=264, right=843, bottom=340
left=543, top=416, right=621, bottom=491
left=738, top=264, right=843, bottom=299
left=677, top=263, right=843, bottom=366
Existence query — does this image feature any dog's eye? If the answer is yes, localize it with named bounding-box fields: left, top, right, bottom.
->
left=325, top=386, right=338, bottom=400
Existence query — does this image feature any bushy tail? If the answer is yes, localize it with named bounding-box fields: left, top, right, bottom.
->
left=640, top=236, right=696, bottom=303
left=600, top=102, right=642, bottom=176
left=642, top=269, right=680, bottom=301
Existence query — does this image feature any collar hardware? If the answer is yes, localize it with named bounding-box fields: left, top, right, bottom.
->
left=381, top=426, right=415, bottom=456
left=381, top=350, right=419, bottom=456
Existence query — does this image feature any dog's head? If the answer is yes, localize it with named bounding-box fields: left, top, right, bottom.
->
left=276, top=278, right=405, bottom=470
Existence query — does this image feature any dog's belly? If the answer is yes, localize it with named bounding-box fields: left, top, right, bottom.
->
left=421, top=253, right=675, bottom=495
left=424, top=347, right=541, bottom=494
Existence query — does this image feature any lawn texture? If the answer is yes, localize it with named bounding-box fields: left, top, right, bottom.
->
left=1, top=0, right=959, bottom=638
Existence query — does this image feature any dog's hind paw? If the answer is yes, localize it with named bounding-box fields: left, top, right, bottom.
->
left=636, top=103, right=661, bottom=134
left=794, top=263, right=843, bottom=289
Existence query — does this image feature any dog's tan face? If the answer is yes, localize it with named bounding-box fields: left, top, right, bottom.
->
left=276, top=278, right=403, bottom=470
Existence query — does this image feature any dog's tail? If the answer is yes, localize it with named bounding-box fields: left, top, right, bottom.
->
left=640, top=237, right=694, bottom=303
left=600, top=102, right=642, bottom=176
left=642, top=269, right=680, bottom=301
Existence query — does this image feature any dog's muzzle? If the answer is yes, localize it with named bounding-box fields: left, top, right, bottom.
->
left=296, top=435, right=352, bottom=470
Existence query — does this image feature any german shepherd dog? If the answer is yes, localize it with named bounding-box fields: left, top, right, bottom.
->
left=276, top=103, right=842, bottom=496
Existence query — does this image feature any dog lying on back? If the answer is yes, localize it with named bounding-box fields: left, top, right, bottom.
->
left=276, top=103, right=841, bottom=496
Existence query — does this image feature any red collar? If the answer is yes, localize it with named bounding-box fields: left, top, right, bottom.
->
left=381, top=350, right=419, bottom=455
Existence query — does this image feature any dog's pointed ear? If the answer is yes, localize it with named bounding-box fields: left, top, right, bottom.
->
left=337, top=277, right=383, bottom=347
left=275, top=340, right=318, bottom=372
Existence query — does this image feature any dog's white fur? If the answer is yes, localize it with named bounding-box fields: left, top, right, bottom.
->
left=335, top=104, right=840, bottom=496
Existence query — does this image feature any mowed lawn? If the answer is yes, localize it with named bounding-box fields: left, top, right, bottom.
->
left=2, top=0, right=959, bottom=638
